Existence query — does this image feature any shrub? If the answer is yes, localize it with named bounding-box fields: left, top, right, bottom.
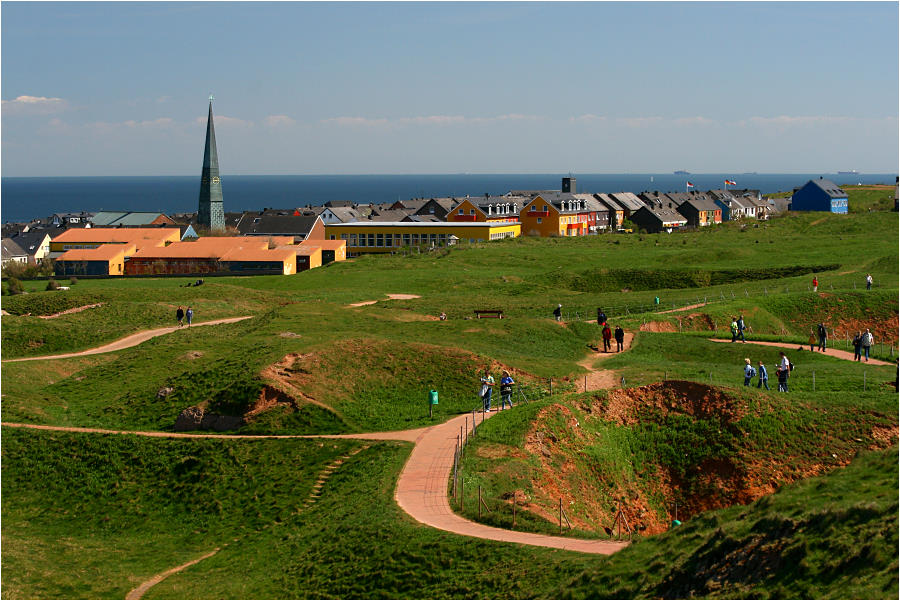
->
left=6, top=277, right=24, bottom=295
left=46, top=279, right=60, bottom=291
left=69, top=276, right=78, bottom=285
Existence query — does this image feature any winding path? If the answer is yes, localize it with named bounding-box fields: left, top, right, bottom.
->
left=2, top=316, right=254, bottom=363
left=709, top=338, right=893, bottom=366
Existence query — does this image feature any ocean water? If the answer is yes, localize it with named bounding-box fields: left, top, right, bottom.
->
left=1, top=173, right=895, bottom=224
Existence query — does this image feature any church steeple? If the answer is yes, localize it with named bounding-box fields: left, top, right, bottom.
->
left=197, top=96, right=225, bottom=231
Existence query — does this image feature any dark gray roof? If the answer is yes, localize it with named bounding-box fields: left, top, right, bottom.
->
left=365, top=209, right=414, bottom=222
left=10, top=231, right=51, bottom=256
left=402, top=214, right=444, bottom=223
left=324, top=200, right=355, bottom=208
left=639, top=206, right=688, bottom=222
left=609, top=192, right=646, bottom=211
left=237, top=214, right=321, bottom=237
left=807, top=179, right=846, bottom=198
left=594, top=193, right=624, bottom=211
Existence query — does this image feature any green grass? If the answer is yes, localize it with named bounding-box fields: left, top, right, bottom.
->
left=1, top=207, right=897, bottom=598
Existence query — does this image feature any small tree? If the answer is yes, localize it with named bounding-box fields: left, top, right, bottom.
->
left=46, top=278, right=60, bottom=291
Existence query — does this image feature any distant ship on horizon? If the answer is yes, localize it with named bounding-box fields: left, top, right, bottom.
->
left=837, top=170, right=860, bottom=175
left=673, top=170, right=690, bottom=175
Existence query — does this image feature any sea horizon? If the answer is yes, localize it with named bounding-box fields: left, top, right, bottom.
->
left=2, top=172, right=896, bottom=224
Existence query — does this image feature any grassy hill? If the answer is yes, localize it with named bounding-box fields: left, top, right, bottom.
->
left=1, top=207, right=897, bottom=598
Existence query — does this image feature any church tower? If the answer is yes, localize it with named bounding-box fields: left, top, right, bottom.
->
left=197, top=97, right=225, bottom=231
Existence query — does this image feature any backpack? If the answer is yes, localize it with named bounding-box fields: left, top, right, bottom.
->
left=748, top=367, right=756, bottom=378
left=789, top=361, right=794, bottom=372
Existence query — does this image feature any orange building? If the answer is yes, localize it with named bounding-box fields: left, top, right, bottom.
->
left=50, top=227, right=180, bottom=253
left=447, top=196, right=524, bottom=224
left=126, top=237, right=297, bottom=275
left=519, top=193, right=593, bottom=237
left=301, top=238, right=346, bottom=264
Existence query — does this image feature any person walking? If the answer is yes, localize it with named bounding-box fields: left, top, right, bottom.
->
left=866, top=273, right=873, bottom=290
left=808, top=329, right=817, bottom=352
left=480, top=369, right=495, bottom=412
left=817, top=323, right=827, bottom=352
left=778, top=351, right=791, bottom=392
left=602, top=323, right=612, bottom=352
left=757, top=361, right=770, bottom=390
left=730, top=317, right=739, bottom=342
left=812, top=276, right=818, bottom=292
left=614, top=325, right=625, bottom=352
left=852, top=331, right=862, bottom=361
left=743, top=358, right=755, bottom=386
left=861, top=329, right=874, bottom=362
left=185, top=306, right=193, bottom=327
left=737, top=315, right=747, bottom=342
left=553, top=304, right=562, bottom=322
left=176, top=306, right=184, bottom=327
left=499, top=370, right=515, bottom=410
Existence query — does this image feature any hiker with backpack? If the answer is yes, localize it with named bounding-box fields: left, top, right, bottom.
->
left=817, top=323, right=827, bottom=352
left=743, top=358, right=756, bottom=386
left=852, top=331, right=863, bottom=361
left=737, top=315, right=747, bottom=342
left=861, top=329, right=874, bottom=362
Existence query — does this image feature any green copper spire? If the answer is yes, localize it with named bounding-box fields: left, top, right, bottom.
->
left=197, top=97, right=225, bottom=231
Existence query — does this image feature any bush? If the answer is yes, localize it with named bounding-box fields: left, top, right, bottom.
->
left=46, top=279, right=60, bottom=291
left=6, top=277, right=24, bottom=295
left=69, top=276, right=78, bottom=285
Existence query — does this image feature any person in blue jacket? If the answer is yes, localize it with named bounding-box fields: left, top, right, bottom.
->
left=756, top=361, right=769, bottom=390
left=499, top=370, right=515, bottom=410
left=743, top=358, right=755, bottom=386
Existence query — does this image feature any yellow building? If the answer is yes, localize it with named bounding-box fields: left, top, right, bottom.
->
left=55, top=243, right=135, bottom=276
left=325, top=222, right=520, bottom=255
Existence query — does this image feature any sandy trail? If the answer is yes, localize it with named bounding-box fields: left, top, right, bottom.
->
left=347, top=293, right=421, bottom=307
left=2, top=316, right=254, bottom=363
left=37, top=303, right=106, bottom=319
left=709, top=338, right=893, bottom=366
left=576, top=333, right=635, bottom=392
left=657, top=302, right=707, bottom=314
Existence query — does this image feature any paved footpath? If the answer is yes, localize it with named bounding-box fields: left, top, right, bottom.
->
left=710, top=338, right=893, bottom=366
left=2, top=412, right=628, bottom=555
left=2, top=316, right=254, bottom=363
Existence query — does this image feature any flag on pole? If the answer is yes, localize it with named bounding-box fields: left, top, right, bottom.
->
left=686, top=181, right=694, bottom=188
left=725, top=179, right=737, bottom=186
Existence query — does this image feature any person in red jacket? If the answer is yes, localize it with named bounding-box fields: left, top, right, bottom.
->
left=812, top=276, right=818, bottom=292
left=601, top=323, right=612, bottom=352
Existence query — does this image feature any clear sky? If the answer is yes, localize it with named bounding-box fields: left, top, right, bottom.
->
left=2, top=1, right=897, bottom=176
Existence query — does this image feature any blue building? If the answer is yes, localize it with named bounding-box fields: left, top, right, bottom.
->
left=791, top=178, right=848, bottom=213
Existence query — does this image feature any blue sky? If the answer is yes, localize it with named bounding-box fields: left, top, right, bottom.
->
left=2, top=1, right=897, bottom=176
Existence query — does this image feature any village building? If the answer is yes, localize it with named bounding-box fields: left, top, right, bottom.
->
left=7, top=231, right=53, bottom=264
left=235, top=213, right=326, bottom=242
left=91, top=212, right=176, bottom=227
left=594, top=194, right=625, bottom=230
left=413, top=197, right=457, bottom=220
left=790, top=178, right=848, bottom=213
left=55, top=243, right=134, bottom=276
left=519, top=192, right=593, bottom=237
left=447, top=195, right=524, bottom=224
left=630, top=204, right=688, bottom=233
left=608, top=192, right=647, bottom=219
left=325, top=221, right=520, bottom=256
left=1, top=238, right=29, bottom=267
left=676, top=193, right=723, bottom=227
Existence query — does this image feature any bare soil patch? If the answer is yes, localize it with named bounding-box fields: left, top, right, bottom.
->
left=640, top=321, right=676, bottom=332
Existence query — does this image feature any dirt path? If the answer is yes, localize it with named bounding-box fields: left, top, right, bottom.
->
left=657, top=302, right=707, bottom=314
left=576, top=333, right=635, bottom=393
left=709, top=339, right=893, bottom=366
left=124, top=549, right=221, bottom=600
left=347, top=293, right=421, bottom=307
left=38, top=303, right=105, bottom=319
left=2, top=316, right=254, bottom=363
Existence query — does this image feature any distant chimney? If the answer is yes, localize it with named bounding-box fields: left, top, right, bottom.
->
left=562, top=177, right=575, bottom=193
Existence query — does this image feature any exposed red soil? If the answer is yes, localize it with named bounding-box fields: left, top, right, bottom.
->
left=255, top=353, right=341, bottom=417
left=639, top=321, right=677, bottom=332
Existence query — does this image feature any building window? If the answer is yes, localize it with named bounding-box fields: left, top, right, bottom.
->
left=368, top=234, right=375, bottom=247
left=537, top=217, right=542, bottom=224
left=349, top=234, right=357, bottom=246
left=458, top=209, right=464, bottom=215
left=376, top=234, right=384, bottom=247
left=403, top=233, right=411, bottom=245
left=542, top=205, right=548, bottom=212
left=330, top=235, right=335, bottom=240
left=469, top=209, right=475, bottom=215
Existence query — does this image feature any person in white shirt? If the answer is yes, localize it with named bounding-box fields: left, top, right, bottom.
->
left=778, top=351, right=791, bottom=391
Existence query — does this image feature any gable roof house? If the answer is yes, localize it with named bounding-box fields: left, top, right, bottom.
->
left=91, top=211, right=176, bottom=227
left=448, top=195, right=524, bottom=225
left=236, top=214, right=326, bottom=242
left=676, top=194, right=722, bottom=227
left=320, top=206, right=363, bottom=224
left=518, top=192, right=593, bottom=237
left=414, top=197, right=458, bottom=220
left=593, top=194, right=625, bottom=230
left=9, top=231, right=53, bottom=264
left=630, top=205, right=688, bottom=234
left=608, top=192, right=647, bottom=217
left=791, top=178, right=848, bottom=213
left=1, top=238, right=29, bottom=266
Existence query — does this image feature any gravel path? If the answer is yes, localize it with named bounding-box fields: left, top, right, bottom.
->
left=2, top=316, right=254, bottom=363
